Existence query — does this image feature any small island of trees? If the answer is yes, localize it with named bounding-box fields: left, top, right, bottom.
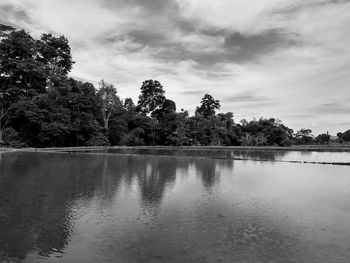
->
left=0, top=25, right=349, bottom=148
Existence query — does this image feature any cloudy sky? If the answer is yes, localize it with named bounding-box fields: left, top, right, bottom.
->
left=1, top=0, right=350, bottom=134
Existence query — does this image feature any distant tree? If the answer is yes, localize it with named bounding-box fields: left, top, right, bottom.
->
left=120, top=127, right=145, bottom=146
left=240, top=119, right=248, bottom=126
left=97, top=80, right=121, bottom=131
left=123, top=97, right=136, bottom=112
left=239, top=133, right=255, bottom=146
left=108, top=117, right=128, bottom=145
left=295, top=128, right=313, bottom=145
left=137, top=80, right=165, bottom=115
left=255, top=133, right=269, bottom=146
left=195, top=94, right=220, bottom=118
left=315, top=133, right=331, bottom=145
left=217, top=112, right=239, bottom=145
left=337, top=130, right=350, bottom=143
left=170, top=111, right=189, bottom=146
left=86, top=132, right=110, bottom=146
left=238, top=118, right=293, bottom=146
left=217, top=112, right=234, bottom=129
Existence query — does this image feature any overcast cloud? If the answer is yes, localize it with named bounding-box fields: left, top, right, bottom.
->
left=1, top=0, right=350, bottom=134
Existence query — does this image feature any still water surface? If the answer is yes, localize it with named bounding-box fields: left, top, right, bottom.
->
left=0, top=151, right=350, bottom=262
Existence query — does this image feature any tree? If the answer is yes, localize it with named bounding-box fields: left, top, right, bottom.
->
left=255, top=133, right=269, bottom=146
left=170, top=111, right=189, bottom=146
left=315, top=133, right=330, bottom=145
left=0, top=26, right=42, bottom=144
left=337, top=130, right=350, bottom=143
left=152, top=98, right=176, bottom=120
left=0, top=25, right=74, bottom=145
left=8, top=78, right=102, bottom=147
left=0, top=28, right=47, bottom=97
left=123, top=98, right=136, bottom=112
left=137, top=80, right=165, bottom=115
left=97, top=80, right=121, bottom=131
left=37, top=33, right=74, bottom=87
left=195, top=94, right=220, bottom=118
left=239, top=133, right=255, bottom=146
left=295, top=128, right=313, bottom=145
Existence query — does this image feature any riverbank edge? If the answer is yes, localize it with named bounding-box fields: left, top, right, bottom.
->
left=2, top=145, right=350, bottom=153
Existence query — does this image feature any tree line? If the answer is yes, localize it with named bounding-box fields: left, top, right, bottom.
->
left=0, top=25, right=348, bottom=147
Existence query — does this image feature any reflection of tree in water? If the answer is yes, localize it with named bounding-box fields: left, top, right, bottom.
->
left=0, top=152, right=236, bottom=260
left=232, top=150, right=289, bottom=161
left=136, top=157, right=181, bottom=209
left=0, top=153, right=192, bottom=260
left=194, top=159, right=218, bottom=188
left=0, top=153, right=105, bottom=260
left=107, top=148, right=294, bottom=163
left=194, top=158, right=234, bottom=189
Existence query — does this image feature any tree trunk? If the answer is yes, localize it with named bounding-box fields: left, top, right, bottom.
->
left=0, top=129, right=3, bottom=145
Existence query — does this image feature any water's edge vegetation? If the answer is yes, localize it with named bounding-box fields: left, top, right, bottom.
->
left=1, top=24, right=350, bottom=148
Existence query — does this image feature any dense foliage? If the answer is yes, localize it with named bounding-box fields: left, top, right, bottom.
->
left=0, top=25, right=344, bottom=147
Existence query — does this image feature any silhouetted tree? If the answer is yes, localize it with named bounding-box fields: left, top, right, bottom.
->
left=136, top=80, right=165, bottom=115
left=195, top=94, right=220, bottom=118
left=295, top=128, right=313, bottom=145
left=337, top=130, right=350, bottom=143
left=315, top=133, right=330, bottom=145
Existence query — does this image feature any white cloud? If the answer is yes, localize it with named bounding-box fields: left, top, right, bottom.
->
left=176, top=0, right=283, bottom=33
left=1, top=0, right=350, bottom=134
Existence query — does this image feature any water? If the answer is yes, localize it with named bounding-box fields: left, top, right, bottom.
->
left=0, top=151, right=350, bottom=262
left=101, top=147, right=350, bottom=164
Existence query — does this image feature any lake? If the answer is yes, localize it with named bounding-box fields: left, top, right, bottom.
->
left=1, top=150, right=350, bottom=262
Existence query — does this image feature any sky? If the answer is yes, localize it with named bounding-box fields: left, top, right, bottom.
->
left=1, top=0, right=350, bottom=134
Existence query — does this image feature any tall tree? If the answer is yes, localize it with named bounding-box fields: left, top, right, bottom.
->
left=195, top=94, right=220, bottom=118
left=97, top=80, right=120, bottom=130
left=137, top=79, right=165, bottom=115
left=123, top=97, right=136, bottom=113
left=0, top=26, right=39, bottom=143
left=37, top=33, right=74, bottom=87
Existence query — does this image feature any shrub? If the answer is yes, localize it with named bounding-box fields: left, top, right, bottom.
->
left=85, top=132, right=110, bottom=146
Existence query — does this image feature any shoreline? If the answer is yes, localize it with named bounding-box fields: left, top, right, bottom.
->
left=2, top=145, right=350, bottom=166
left=2, top=144, right=350, bottom=153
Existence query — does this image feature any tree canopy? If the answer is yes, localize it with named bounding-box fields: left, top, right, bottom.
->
left=136, top=79, right=165, bottom=115
left=0, top=24, right=344, bottom=147
left=195, top=94, right=221, bottom=118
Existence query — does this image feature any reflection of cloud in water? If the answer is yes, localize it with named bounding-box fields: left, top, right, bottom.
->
left=1, top=152, right=349, bottom=262
left=117, top=199, right=309, bottom=263
left=0, top=153, right=235, bottom=260
left=0, top=153, right=100, bottom=259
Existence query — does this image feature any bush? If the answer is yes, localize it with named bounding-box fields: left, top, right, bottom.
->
left=3, top=127, right=27, bottom=148
left=85, top=132, right=110, bottom=146
left=281, top=138, right=293, bottom=147
left=120, top=127, right=145, bottom=146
